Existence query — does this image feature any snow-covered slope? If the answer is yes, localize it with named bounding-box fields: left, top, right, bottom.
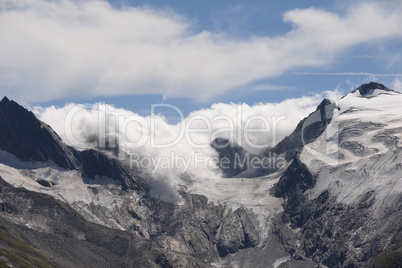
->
left=301, top=83, right=402, bottom=208
left=270, top=82, right=402, bottom=267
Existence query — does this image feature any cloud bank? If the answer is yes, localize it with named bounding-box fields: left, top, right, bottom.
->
left=34, top=90, right=342, bottom=200
left=1, top=0, right=401, bottom=102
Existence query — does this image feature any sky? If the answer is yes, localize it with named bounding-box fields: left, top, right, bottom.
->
left=1, top=0, right=402, bottom=117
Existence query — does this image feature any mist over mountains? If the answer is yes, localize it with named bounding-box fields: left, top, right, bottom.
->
left=32, top=90, right=340, bottom=201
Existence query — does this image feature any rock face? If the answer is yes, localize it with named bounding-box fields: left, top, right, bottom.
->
left=0, top=176, right=159, bottom=267
left=351, top=81, right=394, bottom=96
left=216, top=207, right=259, bottom=257
left=264, top=98, right=337, bottom=161
left=274, top=184, right=402, bottom=267
left=274, top=154, right=317, bottom=228
left=210, top=137, right=249, bottom=177
left=80, top=149, right=147, bottom=191
left=0, top=172, right=260, bottom=267
left=122, top=189, right=260, bottom=262
left=0, top=97, right=79, bottom=169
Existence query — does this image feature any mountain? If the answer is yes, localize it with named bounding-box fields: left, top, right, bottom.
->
left=273, top=82, right=402, bottom=267
left=212, top=82, right=402, bottom=267
left=0, top=97, right=147, bottom=191
left=0, top=97, right=261, bottom=267
left=0, top=82, right=401, bottom=267
left=211, top=98, right=338, bottom=179
left=350, top=81, right=398, bottom=96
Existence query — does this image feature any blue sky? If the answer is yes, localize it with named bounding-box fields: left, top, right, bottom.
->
left=1, top=0, right=402, bottom=118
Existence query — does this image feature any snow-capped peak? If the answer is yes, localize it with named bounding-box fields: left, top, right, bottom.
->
left=301, top=82, right=402, bottom=208
left=346, top=81, right=400, bottom=99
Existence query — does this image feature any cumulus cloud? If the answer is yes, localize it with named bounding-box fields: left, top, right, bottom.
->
left=34, top=90, right=342, bottom=200
left=1, top=0, right=401, bottom=102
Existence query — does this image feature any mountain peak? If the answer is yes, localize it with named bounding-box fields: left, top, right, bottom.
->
left=340, top=82, right=400, bottom=100
left=0, top=97, right=79, bottom=169
left=351, top=82, right=397, bottom=97
left=0, top=96, right=36, bottom=121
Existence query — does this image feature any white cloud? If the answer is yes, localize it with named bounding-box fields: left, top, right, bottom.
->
left=392, top=79, right=402, bottom=92
left=1, top=0, right=401, bottom=102
left=34, top=90, right=342, bottom=200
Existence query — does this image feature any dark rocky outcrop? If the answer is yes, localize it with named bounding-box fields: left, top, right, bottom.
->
left=216, top=207, right=259, bottom=257
left=0, top=97, right=79, bottom=169
left=210, top=137, right=249, bottom=177
left=263, top=98, right=337, bottom=161
left=80, top=149, right=148, bottom=191
left=339, top=141, right=379, bottom=157
left=351, top=82, right=397, bottom=96
left=274, top=154, right=317, bottom=228
left=338, top=120, right=385, bottom=143
left=273, top=172, right=402, bottom=268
